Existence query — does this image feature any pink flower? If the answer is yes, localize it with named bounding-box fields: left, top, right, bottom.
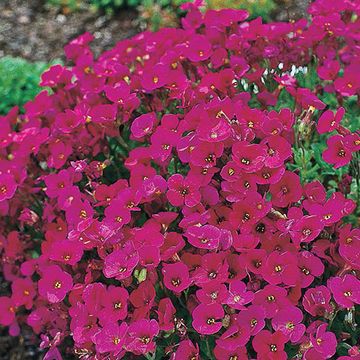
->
left=141, top=64, right=168, bottom=91
left=214, top=345, right=248, bottom=360
left=302, top=286, right=332, bottom=317
left=192, top=303, right=224, bottom=335
left=310, top=323, right=337, bottom=359
left=328, top=274, right=360, bottom=308
left=263, top=251, right=299, bottom=286
left=224, top=280, right=254, bottom=310
left=271, top=306, right=305, bottom=343
left=338, top=226, right=360, bottom=270
left=0, top=173, right=17, bottom=202
left=270, top=171, right=303, bottom=208
left=162, top=262, right=191, bottom=293
left=323, top=135, right=352, bottom=168
left=196, top=283, right=228, bottom=304
left=253, top=330, right=288, bottom=360
left=317, top=107, right=345, bottom=134
left=157, top=298, right=176, bottom=331
left=216, top=319, right=251, bottom=349
left=11, top=278, right=36, bottom=309
left=184, top=35, right=212, bottom=62
left=232, top=141, right=266, bottom=173
left=89, top=104, right=117, bottom=123
left=253, top=285, right=290, bottom=318
left=104, top=246, right=139, bottom=280
left=290, top=215, right=324, bottom=245
left=131, top=113, right=156, bottom=139
left=44, top=170, right=72, bottom=198
left=172, top=340, right=199, bottom=360
left=297, top=251, right=324, bottom=288
left=49, top=240, right=83, bottom=266
left=0, top=297, right=16, bottom=326
left=38, top=265, right=73, bottom=303
left=167, top=174, right=201, bottom=208
left=125, top=319, right=159, bottom=355
left=93, top=322, right=127, bottom=355
left=185, top=224, right=221, bottom=250
left=193, top=252, right=229, bottom=286
left=237, top=305, right=266, bottom=336
left=262, top=135, right=292, bottom=168
left=98, top=286, right=129, bottom=324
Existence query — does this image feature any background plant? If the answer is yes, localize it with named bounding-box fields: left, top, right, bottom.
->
left=0, top=57, right=56, bottom=115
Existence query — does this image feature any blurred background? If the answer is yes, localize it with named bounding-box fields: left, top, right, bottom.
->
left=0, top=0, right=310, bottom=117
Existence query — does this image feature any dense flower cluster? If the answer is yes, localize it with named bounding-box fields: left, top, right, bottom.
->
left=0, top=0, right=359, bottom=359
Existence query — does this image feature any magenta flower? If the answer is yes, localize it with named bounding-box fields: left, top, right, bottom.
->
left=98, top=286, right=129, bottom=324
left=49, top=240, right=83, bottom=265
left=1, top=1, right=360, bottom=357
left=230, top=191, right=270, bottom=232
left=157, top=298, right=176, bottom=331
left=104, top=246, right=139, bottom=280
left=323, top=135, right=352, bottom=168
left=290, top=215, right=324, bottom=245
left=253, top=285, right=290, bottom=318
left=310, top=323, right=337, bottom=359
left=302, top=286, right=332, bottom=317
left=192, top=303, right=224, bottom=335
left=89, top=104, right=117, bottom=123
left=317, top=107, right=345, bottom=134
left=162, top=262, right=191, bottom=293
left=0, top=173, right=17, bottom=202
left=167, top=174, right=201, bottom=208
left=224, top=280, right=254, bottom=310
left=125, top=319, right=159, bottom=355
left=237, top=305, right=266, bottom=336
left=141, top=64, right=168, bottom=91
left=338, top=226, right=360, bottom=270
left=214, top=345, right=247, bottom=360
left=131, top=113, right=156, bottom=139
left=0, top=297, right=16, bottom=326
left=173, top=340, right=199, bottom=360
left=196, top=283, right=228, bottom=305
left=38, top=265, right=73, bottom=303
left=193, top=252, right=229, bottom=286
left=272, top=306, right=305, bottom=343
left=93, top=322, right=127, bottom=355
left=216, top=320, right=251, bottom=349
left=184, top=34, right=212, bottom=62
left=44, top=170, right=72, bottom=198
left=252, top=330, right=288, bottom=360
left=232, top=141, right=266, bottom=173
left=328, top=274, right=360, bottom=308
left=262, top=135, right=292, bottom=168
left=11, top=278, right=36, bottom=309
left=297, top=251, right=324, bottom=288
left=185, top=224, right=221, bottom=250
left=190, top=142, right=224, bottom=169
left=263, top=251, right=299, bottom=286
left=270, top=171, right=303, bottom=208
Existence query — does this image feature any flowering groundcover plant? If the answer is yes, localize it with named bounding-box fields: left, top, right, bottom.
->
left=0, top=0, right=360, bottom=359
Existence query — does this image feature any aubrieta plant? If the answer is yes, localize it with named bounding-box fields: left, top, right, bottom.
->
left=0, top=0, right=360, bottom=359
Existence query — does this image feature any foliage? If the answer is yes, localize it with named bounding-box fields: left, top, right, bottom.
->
left=0, top=57, right=55, bottom=115
left=207, top=0, right=276, bottom=21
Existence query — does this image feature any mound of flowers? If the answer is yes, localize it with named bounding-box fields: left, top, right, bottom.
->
left=0, top=0, right=359, bottom=359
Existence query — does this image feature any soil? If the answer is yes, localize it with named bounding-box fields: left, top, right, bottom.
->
left=0, top=0, right=311, bottom=63
left=0, top=0, right=139, bottom=62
